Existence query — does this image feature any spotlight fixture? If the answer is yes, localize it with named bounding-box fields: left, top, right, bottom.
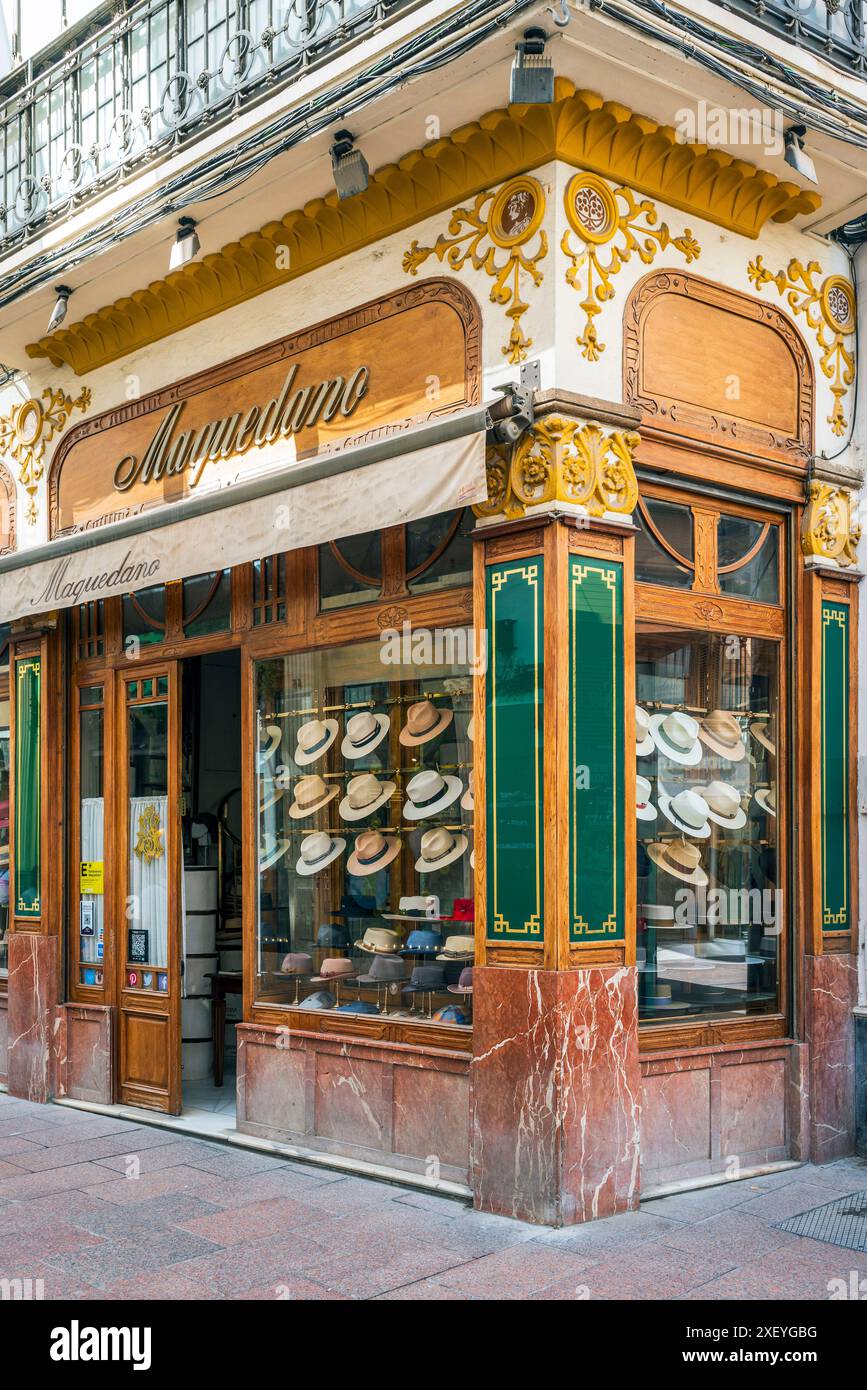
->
left=510, top=27, right=554, bottom=105
left=47, top=285, right=72, bottom=334
left=783, top=125, right=818, bottom=186
left=169, top=216, right=201, bottom=271
left=330, top=130, right=369, bottom=200
left=487, top=382, right=535, bottom=446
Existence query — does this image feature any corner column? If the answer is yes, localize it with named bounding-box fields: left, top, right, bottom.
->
left=471, top=402, right=642, bottom=1225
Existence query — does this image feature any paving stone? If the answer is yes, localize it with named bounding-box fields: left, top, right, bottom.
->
left=531, top=1209, right=686, bottom=1256
left=434, top=1243, right=595, bottom=1297
left=564, top=1243, right=739, bottom=1300
left=0, top=1161, right=123, bottom=1201
left=10, top=1128, right=187, bottom=1172
left=655, top=1209, right=796, bottom=1262
left=84, top=1165, right=220, bottom=1205
left=45, top=1229, right=224, bottom=1289
left=176, top=1195, right=337, bottom=1246
left=739, top=1179, right=867, bottom=1222
left=95, top=1139, right=235, bottom=1175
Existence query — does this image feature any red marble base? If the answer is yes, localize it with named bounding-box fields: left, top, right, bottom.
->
left=804, top=952, right=857, bottom=1162
left=0, top=990, right=7, bottom=1084
left=471, top=965, right=641, bottom=1226
left=53, top=1003, right=114, bottom=1105
left=7, top=932, right=58, bottom=1103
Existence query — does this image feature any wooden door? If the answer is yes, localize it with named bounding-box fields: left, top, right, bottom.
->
left=116, top=662, right=182, bottom=1112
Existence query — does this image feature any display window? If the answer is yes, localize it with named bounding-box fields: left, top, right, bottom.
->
left=254, top=640, right=475, bottom=1032
left=0, top=628, right=9, bottom=977
left=634, top=486, right=787, bottom=1033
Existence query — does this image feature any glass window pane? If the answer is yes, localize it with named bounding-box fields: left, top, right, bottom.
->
left=407, top=509, right=474, bottom=594
left=635, top=499, right=694, bottom=588
left=79, top=706, right=105, bottom=981
left=183, top=570, right=232, bottom=637
left=123, top=585, right=166, bottom=649
left=127, top=701, right=169, bottom=971
left=636, top=626, right=780, bottom=1027
left=254, top=638, right=475, bottom=1033
left=319, top=533, right=382, bottom=609
left=718, top=515, right=779, bottom=604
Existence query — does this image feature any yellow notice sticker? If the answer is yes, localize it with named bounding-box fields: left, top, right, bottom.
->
left=79, top=861, right=104, bottom=895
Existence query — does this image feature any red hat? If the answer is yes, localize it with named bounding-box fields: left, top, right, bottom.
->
left=445, top=898, right=474, bottom=922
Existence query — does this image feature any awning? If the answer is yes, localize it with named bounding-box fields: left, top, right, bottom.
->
left=0, top=408, right=488, bottom=625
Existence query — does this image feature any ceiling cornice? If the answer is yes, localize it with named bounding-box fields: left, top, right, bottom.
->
left=26, top=78, right=821, bottom=377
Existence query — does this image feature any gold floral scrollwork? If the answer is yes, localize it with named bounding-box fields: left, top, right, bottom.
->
left=0, top=383, right=91, bottom=523
left=801, top=480, right=861, bottom=568
left=402, top=175, right=547, bottom=363
left=748, top=257, right=855, bottom=437
left=134, top=803, right=165, bottom=865
left=473, top=417, right=640, bottom=521
left=561, top=172, right=701, bottom=361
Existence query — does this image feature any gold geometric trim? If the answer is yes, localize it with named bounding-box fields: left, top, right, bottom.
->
left=27, top=78, right=821, bottom=376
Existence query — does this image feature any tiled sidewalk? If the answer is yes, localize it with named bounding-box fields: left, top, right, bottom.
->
left=0, top=1093, right=865, bottom=1300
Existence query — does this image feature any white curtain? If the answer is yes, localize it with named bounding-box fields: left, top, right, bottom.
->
left=80, top=797, right=104, bottom=963
left=128, top=795, right=169, bottom=969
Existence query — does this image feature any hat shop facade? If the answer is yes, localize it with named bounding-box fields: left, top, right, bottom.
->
left=0, top=87, right=861, bottom=1227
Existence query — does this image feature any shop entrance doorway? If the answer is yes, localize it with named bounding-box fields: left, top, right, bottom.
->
left=117, top=649, right=242, bottom=1116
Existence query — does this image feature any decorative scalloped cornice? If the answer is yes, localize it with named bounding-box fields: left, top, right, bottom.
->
left=27, top=78, right=821, bottom=377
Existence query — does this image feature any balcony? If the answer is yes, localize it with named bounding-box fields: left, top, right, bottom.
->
left=0, top=0, right=417, bottom=250
left=714, top=0, right=866, bottom=76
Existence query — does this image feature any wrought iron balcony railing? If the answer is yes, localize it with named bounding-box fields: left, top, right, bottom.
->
left=714, top=0, right=866, bottom=76
left=0, top=0, right=415, bottom=249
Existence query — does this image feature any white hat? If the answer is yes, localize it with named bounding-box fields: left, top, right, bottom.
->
left=259, top=723, right=282, bottom=764
left=259, top=833, right=291, bottom=871
left=636, top=775, right=657, bottom=822
left=647, top=838, right=708, bottom=886
left=293, top=718, right=339, bottom=766
left=657, top=787, right=711, bottom=838
left=403, top=769, right=463, bottom=820
left=698, top=780, right=747, bottom=830
left=650, top=711, right=703, bottom=765
left=341, top=710, right=390, bottom=760
left=750, top=721, right=776, bottom=756
left=382, top=895, right=442, bottom=922
left=338, top=772, right=396, bottom=822
left=295, top=830, right=346, bottom=876
left=754, top=784, right=776, bottom=817
left=415, top=827, right=469, bottom=874
left=461, top=781, right=474, bottom=813
left=467, top=716, right=475, bottom=742
left=636, top=706, right=654, bottom=757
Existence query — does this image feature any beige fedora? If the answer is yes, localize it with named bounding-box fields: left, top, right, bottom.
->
left=650, top=710, right=703, bottom=765
left=467, top=716, right=475, bottom=742
left=259, top=783, right=284, bottom=814
left=415, top=826, right=469, bottom=874
left=295, top=830, right=346, bottom=876
left=293, top=718, right=339, bottom=767
left=699, top=710, right=746, bottom=762
left=698, top=780, right=747, bottom=830
left=341, top=710, right=390, bottom=760
left=338, top=772, right=396, bottom=822
left=399, top=699, right=454, bottom=747
left=259, top=723, right=283, bottom=764
left=647, top=837, right=708, bottom=886
left=461, top=780, right=474, bottom=813
left=750, top=720, right=776, bottom=756
left=754, top=784, right=776, bottom=816
left=355, top=925, right=403, bottom=955
left=636, top=706, right=654, bottom=757
left=403, top=769, right=463, bottom=820
left=288, top=774, right=339, bottom=820
left=657, top=787, right=711, bottom=839
left=347, top=829, right=401, bottom=877
left=636, top=774, right=656, bottom=822
left=436, top=934, right=475, bottom=961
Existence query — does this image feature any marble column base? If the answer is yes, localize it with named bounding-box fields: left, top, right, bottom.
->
left=7, top=932, right=58, bottom=1104
left=804, top=953, right=857, bottom=1163
left=855, top=1009, right=867, bottom=1158
left=471, top=964, right=641, bottom=1226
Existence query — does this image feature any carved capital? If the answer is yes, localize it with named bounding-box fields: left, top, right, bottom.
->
left=473, top=416, right=640, bottom=522
left=801, top=480, right=861, bottom=569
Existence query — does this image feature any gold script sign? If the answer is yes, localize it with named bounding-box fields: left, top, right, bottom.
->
left=49, top=280, right=481, bottom=538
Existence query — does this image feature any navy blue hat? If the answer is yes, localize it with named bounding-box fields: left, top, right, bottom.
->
left=298, top=990, right=336, bottom=1010
left=316, top=923, right=350, bottom=948
left=334, top=1000, right=380, bottom=1015
left=400, top=928, right=444, bottom=956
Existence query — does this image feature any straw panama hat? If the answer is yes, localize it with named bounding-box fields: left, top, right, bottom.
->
left=399, top=699, right=454, bottom=747
left=338, top=772, right=396, bottom=821
left=259, top=723, right=282, bottom=763
left=288, top=774, right=339, bottom=819
left=699, top=710, right=746, bottom=762
left=437, top=934, right=475, bottom=961
left=258, top=833, right=291, bottom=871
left=636, top=706, right=655, bottom=757
left=293, top=717, right=339, bottom=766
left=754, top=784, right=776, bottom=816
left=415, top=826, right=469, bottom=874
left=341, top=710, right=390, bottom=760
left=657, top=787, right=711, bottom=839
left=467, top=716, right=474, bottom=742
left=650, top=710, right=703, bottom=765
left=750, top=720, right=776, bottom=756
left=403, top=769, right=463, bottom=820
left=461, top=782, right=474, bottom=812
left=355, top=926, right=403, bottom=955
left=698, top=780, right=747, bottom=830
left=636, top=775, right=657, bottom=822
left=295, top=830, right=346, bottom=876
left=347, top=829, right=401, bottom=876
left=647, top=838, right=709, bottom=886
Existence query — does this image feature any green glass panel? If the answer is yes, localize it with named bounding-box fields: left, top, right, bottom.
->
left=157, top=676, right=168, bottom=696
left=15, top=658, right=41, bottom=917
left=569, top=559, right=625, bottom=942
left=127, top=682, right=138, bottom=699
left=80, top=685, right=103, bottom=706
left=485, top=557, right=544, bottom=942
left=821, top=601, right=849, bottom=932
left=142, top=679, right=153, bottom=697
